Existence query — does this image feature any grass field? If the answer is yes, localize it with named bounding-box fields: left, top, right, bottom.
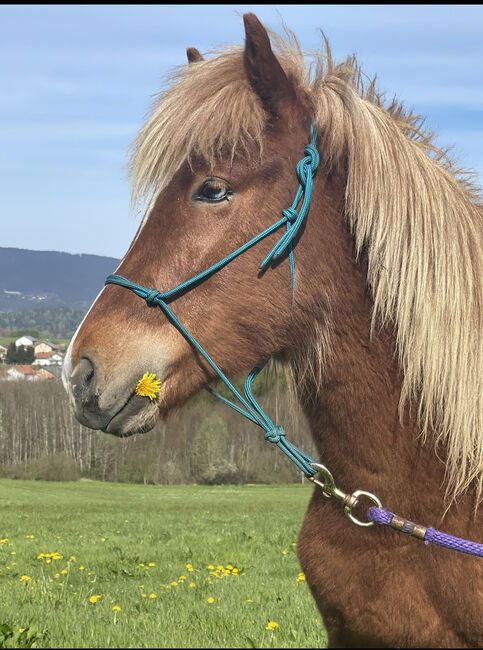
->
left=0, top=480, right=326, bottom=648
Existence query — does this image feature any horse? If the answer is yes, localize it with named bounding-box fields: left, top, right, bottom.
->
left=62, top=13, right=482, bottom=648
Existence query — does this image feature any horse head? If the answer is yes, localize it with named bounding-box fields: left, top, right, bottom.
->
left=62, top=14, right=339, bottom=436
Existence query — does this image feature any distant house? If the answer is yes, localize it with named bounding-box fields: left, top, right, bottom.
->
left=5, top=365, right=39, bottom=381
left=0, top=344, right=7, bottom=359
left=34, top=340, right=59, bottom=355
left=15, top=335, right=37, bottom=348
left=2, top=365, right=55, bottom=381
left=35, top=368, right=55, bottom=381
left=32, top=351, right=63, bottom=367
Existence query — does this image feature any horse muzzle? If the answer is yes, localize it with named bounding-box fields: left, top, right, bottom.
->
left=67, top=357, right=160, bottom=435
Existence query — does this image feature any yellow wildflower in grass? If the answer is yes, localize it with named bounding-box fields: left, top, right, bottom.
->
left=186, top=563, right=194, bottom=572
left=148, top=562, right=155, bottom=567
left=101, top=538, right=106, bottom=542
left=207, top=565, right=214, bottom=570
left=135, top=372, right=161, bottom=400
left=89, top=595, right=101, bottom=603
left=232, top=568, right=239, bottom=575
left=171, top=581, right=177, bottom=587
left=149, top=593, right=156, bottom=599
left=297, top=572, right=306, bottom=582
left=61, top=569, right=68, bottom=574
left=189, top=582, right=196, bottom=588
left=79, top=566, right=85, bottom=571
left=207, top=597, right=214, bottom=603
left=113, top=606, right=121, bottom=611
left=0, top=539, right=7, bottom=543
left=266, top=622, right=279, bottom=631
left=20, top=575, right=31, bottom=581
left=282, top=550, right=288, bottom=555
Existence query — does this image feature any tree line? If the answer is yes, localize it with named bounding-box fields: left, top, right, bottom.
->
left=0, top=370, right=317, bottom=485
left=0, top=306, right=87, bottom=338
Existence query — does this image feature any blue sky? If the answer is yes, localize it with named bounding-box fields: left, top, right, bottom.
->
left=1, top=4, right=482, bottom=257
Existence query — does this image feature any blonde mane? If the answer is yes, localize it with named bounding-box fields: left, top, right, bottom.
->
left=130, top=28, right=482, bottom=503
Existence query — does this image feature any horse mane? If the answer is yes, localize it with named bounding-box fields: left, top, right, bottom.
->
left=129, top=27, right=482, bottom=504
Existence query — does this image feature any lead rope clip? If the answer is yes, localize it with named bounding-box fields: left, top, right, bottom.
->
left=309, top=462, right=382, bottom=528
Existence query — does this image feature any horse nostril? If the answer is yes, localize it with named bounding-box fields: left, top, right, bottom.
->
left=71, top=357, right=97, bottom=403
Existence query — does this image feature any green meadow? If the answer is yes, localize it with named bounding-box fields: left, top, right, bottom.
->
left=0, top=480, right=326, bottom=648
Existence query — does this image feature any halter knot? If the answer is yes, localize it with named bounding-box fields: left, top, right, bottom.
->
left=282, top=207, right=298, bottom=223
left=304, top=142, right=320, bottom=171
left=145, top=288, right=161, bottom=306
left=264, top=425, right=286, bottom=444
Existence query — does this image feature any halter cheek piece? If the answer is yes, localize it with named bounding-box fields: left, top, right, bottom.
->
left=105, top=123, right=483, bottom=558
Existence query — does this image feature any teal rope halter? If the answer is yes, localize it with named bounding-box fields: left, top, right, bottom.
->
left=106, top=124, right=320, bottom=478
left=105, top=123, right=483, bottom=555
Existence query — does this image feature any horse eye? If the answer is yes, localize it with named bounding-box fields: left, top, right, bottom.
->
left=192, top=177, right=233, bottom=203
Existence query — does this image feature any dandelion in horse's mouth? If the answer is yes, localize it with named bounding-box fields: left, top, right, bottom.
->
left=135, top=372, right=161, bottom=400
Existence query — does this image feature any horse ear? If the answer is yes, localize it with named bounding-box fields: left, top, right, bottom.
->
left=186, top=47, right=204, bottom=63
left=243, top=13, right=296, bottom=117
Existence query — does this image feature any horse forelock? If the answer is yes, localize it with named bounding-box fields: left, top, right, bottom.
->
left=128, top=25, right=482, bottom=504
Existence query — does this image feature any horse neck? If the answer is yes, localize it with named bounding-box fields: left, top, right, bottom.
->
left=292, top=171, right=472, bottom=526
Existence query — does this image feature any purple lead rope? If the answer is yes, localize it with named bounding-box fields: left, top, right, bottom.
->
left=368, top=506, right=483, bottom=558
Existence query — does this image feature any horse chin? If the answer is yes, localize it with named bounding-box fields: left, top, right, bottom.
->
left=102, top=394, right=160, bottom=437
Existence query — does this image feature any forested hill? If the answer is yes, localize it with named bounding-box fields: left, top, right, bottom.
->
left=0, top=247, right=120, bottom=311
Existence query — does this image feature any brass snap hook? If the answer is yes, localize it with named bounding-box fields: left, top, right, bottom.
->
left=310, top=463, right=382, bottom=527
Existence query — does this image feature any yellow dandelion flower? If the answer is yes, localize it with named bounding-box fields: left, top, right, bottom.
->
left=149, top=593, right=156, bottom=599
left=79, top=566, right=85, bottom=570
left=189, top=582, right=196, bottom=588
left=148, top=562, right=155, bottom=567
left=20, top=575, right=31, bottom=581
left=207, top=597, right=214, bottom=603
left=135, top=372, right=161, bottom=400
left=207, top=564, right=214, bottom=570
left=61, top=569, right=68, bottom=574
left=101, top=538, right=106, bottom=542
left=113, top=606, right=121, bottom=611
left=266, top=621, right=279, bottom=630
left=246, top=599, right=253, bottom=603
left=232, top=568, right=238, bottom=575
left=171, top=581, right=177, bottom=587
left=89, top=595, right=101, bottom=603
